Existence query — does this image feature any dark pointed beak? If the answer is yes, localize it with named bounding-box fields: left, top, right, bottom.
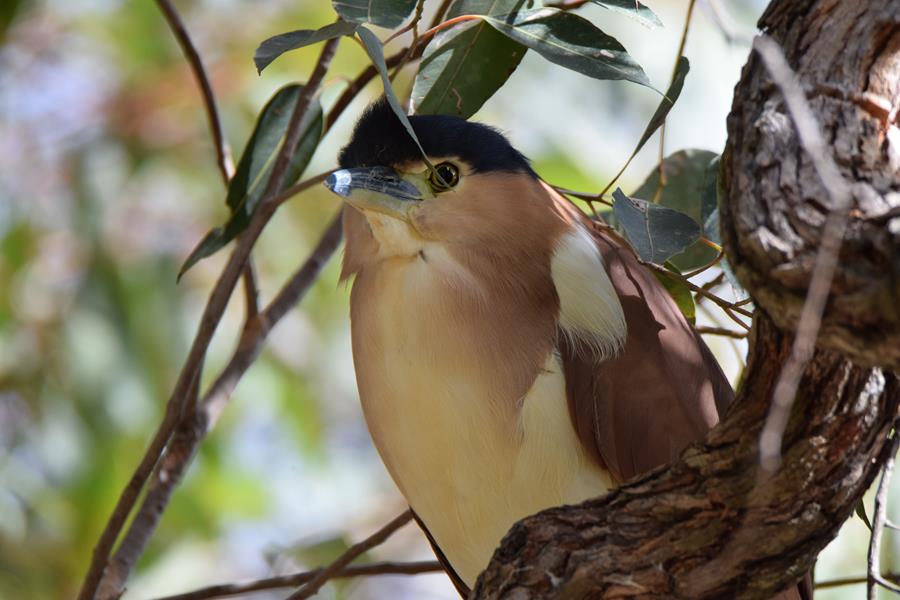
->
left=324, top=167, right=425, bottom=221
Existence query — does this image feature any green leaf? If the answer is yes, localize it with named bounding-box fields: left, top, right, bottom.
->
left=482, top=8, right=651, bottom=88
left=632, top=149, right=719, bottom=270
left=612, top=188, right=700, bottom=264
left=357, top=26, right=434, bottom=168
left=856, top=499, right=873, bottom=531
left=591, top=0, right=663, bottom=29
left=446, top=0, right=525, bottom=18
left=0, top=0, right=23, bottom=41
left=655, top=262, right=695, bottom=324
left=630, top=56, right=689, bottom=158
left=254, top=21, right=358, bottom=73
left=411, top=22, right=526, bottom=118
left=333, top=0, right=418, bottom=28
left=179, top=85, right=323, bottom=278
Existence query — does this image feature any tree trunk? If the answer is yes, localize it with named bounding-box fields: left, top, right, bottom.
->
left=472, top=1, right=900, bottom=598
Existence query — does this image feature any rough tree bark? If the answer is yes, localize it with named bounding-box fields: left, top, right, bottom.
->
left=472, top=1, right=900, bottom=598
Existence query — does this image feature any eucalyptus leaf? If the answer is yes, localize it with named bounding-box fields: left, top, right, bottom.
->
left=482, top=8, right=651, bottom=88
left=446, top=0, right=528, bottom=18
left=179, top=85, right=323, bottom=278
left=254, top=21, right=358, bottom=73
left=333, top=0, right=417, bottom=28
left=411, top=22, right=526, bottom=117
left=632, top=149, right=719, bottom=270
left=655, top=262, right=695, bottom=324
left=591, top=0, right=662, bottom=29
left=357, top=26, right=433, bottom=168
left=612, top=188, right=700, bottom=264
left=631, top=56, right=688, bottom=158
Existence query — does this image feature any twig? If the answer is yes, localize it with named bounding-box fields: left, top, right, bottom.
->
left=80, top=36, right=342, bottom=600
left=286, top=510, right=416, bottom=599
left=696, top=302, right=746, bottom=371
left=658, top=0, right=696, bottom=184
left=816, top=572, right=900, bottom=590
left=153, top=561, right=443, bottom=600
left=682, top=251, right=724, bottom=278
left=155, top=0, right=233, bottom=185
left=868, top=429, right=900, bottom=599
left=699, top=0, right=752, bottom=46
left=695, top=325, right=747, bottom=339
left=155, top=0, right=261, bottom=343
left=427, top=0, right=456, bottom=29
left=753, top=35, right=854, bottom=474
left=390, top=0, right=427, bottom=80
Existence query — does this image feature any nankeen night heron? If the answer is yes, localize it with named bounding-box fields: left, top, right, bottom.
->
left=323, top=100, right=810, bottom=600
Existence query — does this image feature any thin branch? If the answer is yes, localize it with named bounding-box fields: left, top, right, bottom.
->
left=80, top=36, right=342, bottom=600
left=658, top=0, right=696, bottom=183
left=699, top=0, right=752, bottom=46
left=390, top=0, right=427, bottom=80
left=695, top=325, right=748, bottom=339
left=427, top=0, right=456, bottom=28
left=155, top=0, right=233, bottom=185
left=286, top=510, right=416, bottom=600
left=104, top=212, right=344, bottom=597
left=155, top=0, right=261, bottom=356
left=816, top=572, right=900, bottom=590
left=868, top=430, right=900, bottom=599
left=753, top=35, right=854, bottom=474
left=154, top=561, right=443, bottom=600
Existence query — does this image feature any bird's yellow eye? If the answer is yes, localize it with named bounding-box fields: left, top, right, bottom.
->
left=428, top=162, right=460, bottom=191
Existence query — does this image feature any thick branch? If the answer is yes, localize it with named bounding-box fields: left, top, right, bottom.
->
left=721, top=0, right=900, bottom=370
left=473, top=1, right=900, bottom=597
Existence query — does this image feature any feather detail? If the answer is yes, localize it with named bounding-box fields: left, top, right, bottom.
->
left=551, top=225, right=627, bottom=361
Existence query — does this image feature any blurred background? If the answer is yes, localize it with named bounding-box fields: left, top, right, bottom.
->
left=0, top=0, right=894, bottom=598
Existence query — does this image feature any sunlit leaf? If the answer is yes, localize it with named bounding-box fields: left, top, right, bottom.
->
left=612, top=188, right=700, bottom=264
left=254, top=21, right=358, bottom=73
left=357, top=26, right=433, bottom=167
left=655, top=262, right=695, bottom=324
left=591, top=0, right=662, bottom=29
left=333, top=0, right=417, bottom=28
left=632, top=149, right=719, bottom=270
left=482, top=8, right=651, bottom=88
left=411, top=22, right=525, bottom=117
left=179, top=85, right=322, bottom=278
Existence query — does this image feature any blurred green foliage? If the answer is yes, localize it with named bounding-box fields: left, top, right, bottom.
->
left=1, top=1, right=894, bottom=599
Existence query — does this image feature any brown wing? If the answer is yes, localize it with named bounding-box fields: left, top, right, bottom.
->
left=560, top=230, right=734, bottom=484
left=559, top=231, right=813, bottom=600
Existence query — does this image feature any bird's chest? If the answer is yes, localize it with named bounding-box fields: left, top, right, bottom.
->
left=349, top=255, right=613, bottom=585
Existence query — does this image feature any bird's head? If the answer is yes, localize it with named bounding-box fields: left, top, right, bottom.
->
left=326, top=100, right=574, bottom=280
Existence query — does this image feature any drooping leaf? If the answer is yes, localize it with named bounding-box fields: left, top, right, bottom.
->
left=254, top=21, right=358, bottom=73
left=632, top=149, right=719, bottom=270
left=612, top=188, right=701, bottom=264
left=357, top=26, right=434, bottom=168
left=655, top=262, right=696, bottom=324
left=631, top=56, right=689, bottom=158
left=482, top=8, right=651, bottom=88
left=333, top=0, right=418, bottom=28
left=179, top=85, right=323, bottom=278
left=411, top=23, right=526, bottom=117
left=591, top=0, right=662, bottom=29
